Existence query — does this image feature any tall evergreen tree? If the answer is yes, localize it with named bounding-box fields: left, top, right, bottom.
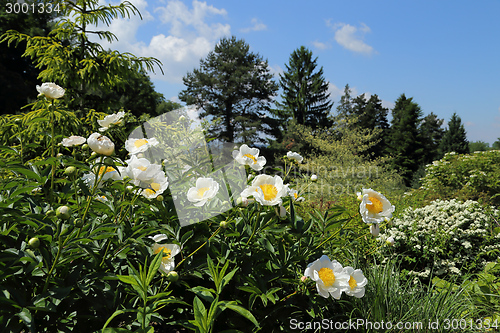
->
left=420, top=112, right=445, bottom=162
left=386, top=94, right=424, bottom=186
left=336, top=84, right=354, bottom=119
left=439, top=112, right=469, bottom=155
left=179, top=36, right=279, bottom=144
left=274, top=46, right=333, bottom=130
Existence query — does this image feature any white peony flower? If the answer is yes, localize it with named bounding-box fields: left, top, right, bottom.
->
left=187, top=177, right=219, bottom=207
left=342, top=266, right=368, bottom=298
left=125, top=137, right=159, bottom=155
left=87, top=133, right=115, bottom=156
left=149, top=234, right=181, bottom=275
left=232, top=144, right=266, bottom=171
left=240, top=174, right=287, bottom=206
left=98, top=111, right=125, bottom=131
left=36, top=82, right=65, bottom=99
left=304, top=255, right=349, bottom=299
left=61, top=135, right=86, bottom=147
left=359, top=188, right=395, bottom=224
left=140, top=171, right=169, bottom=199
left=286, top=151, right=303, bottom=163
left=124, top=155, right=163, bottom=182
left=82, top=164, right=122, bottom=188
left=288, top=188, right=305, bottom=202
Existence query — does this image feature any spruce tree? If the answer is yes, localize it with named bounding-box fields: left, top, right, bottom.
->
left=179, top=36, right=278, bottom=144
left=420, top=112, right=445, bottom=162
left=439, top=112, right=469, bottom=155
left=386, top=94, right=424, bottom=186
left=274, top=46, right=333, bottom=130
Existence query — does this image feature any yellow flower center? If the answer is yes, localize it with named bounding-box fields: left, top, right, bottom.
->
left=257, top=184, right=278, bottom=201
left=154, top=246, right=172, bottom=259
left=349, top=275, right=357, bottom=289
left=136, top=166, right=147, bottom=171
left=197, top=187, right=209, bottom=197
left=366, top=196, right=383, bottom=214
left=144, top=183, right=161, bottom=196
left=134, top=139, right=148, bottom=148
left=98, top=166, right=115, bottom=175
left=293, top=192, right=298, bottom=199
left=318, top=267, right=336, bottom=287
left=244, top=153, right=257, bottom=163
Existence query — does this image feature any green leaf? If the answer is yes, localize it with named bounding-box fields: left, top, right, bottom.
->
left=193, top=296, right=208, bottom=333
left=102, top=309, right=137, bottom=329
left=5, top=164, right=42, bottom=182
left=219, top=302, right=260, bottom=328
left=146, top=251, right=163, bottom=286
left=117, top=275, right=139, bottom=286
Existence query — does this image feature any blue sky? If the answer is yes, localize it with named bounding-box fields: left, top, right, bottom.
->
left=94, top=0, right=500, bottom=144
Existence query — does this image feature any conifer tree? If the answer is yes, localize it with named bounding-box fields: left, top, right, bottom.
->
left=420, top=112, right=445, bottom=162
left=439, top=112, right=469, bottom=155
left=386, top=94, right=424, bottom=186
left=274, top=46, right=333, bottom=130
left=179, top=36, right=278, bottom=144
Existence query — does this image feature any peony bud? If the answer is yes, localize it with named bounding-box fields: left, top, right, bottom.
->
left=310, top=174, right=318, bottom=182
left=386, top=236, right=395, bottom=246
left=166, top=271, right=179, bottom=282
left=28, top=237, right=40, bottom=248
left=370, top=224, right=380, bottom=237
left=56, top=206, right=71, bottom=220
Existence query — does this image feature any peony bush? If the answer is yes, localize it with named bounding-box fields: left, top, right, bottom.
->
left=0, top=84, right=381, bottom=332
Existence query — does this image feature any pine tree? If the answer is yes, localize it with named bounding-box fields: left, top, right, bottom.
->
left=179, top=36, right=279, bottom=144
left=386, top=94, right=424, bottom=186
left=439, top=112, right=469, bottom=155
left=274, top=46, right=333, bottom=130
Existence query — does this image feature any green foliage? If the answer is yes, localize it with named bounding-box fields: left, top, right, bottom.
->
left=0, top=0, right=162, bottom=114
left=419, top=150, right=500, bottom=206
left=440, top=112, right=469, bottom=155
left=179, top=36, right=279, bottom=144
left=0, top=0, right=58, bottom=115
left=469, top=140, right=491, bottom=153
left=273, top=46, right=333, bottom=131
left=289, top=119, right=403, bottom=205
left=433, top=261, right=500, bottom=325
left=349, top=93, right=389, bottom=159
left=353, top=258, right=477, bottom=333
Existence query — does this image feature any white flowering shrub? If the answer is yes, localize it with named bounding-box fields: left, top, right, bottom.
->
left=381, top=199, right=500, bottom=280
left=420, top=150, right=500, bottom=206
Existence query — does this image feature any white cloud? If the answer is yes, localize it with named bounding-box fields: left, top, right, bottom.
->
left=328, top=82, right=344, bottom=100
left=465, top=121, right=475, bottom=127
left=312, top=40, right=330, bottom=50
left=331, top=22, right=374, bottom=55
left=89, top=0, right=231, bottom=84
left=241, top=18, right=267, bottom=33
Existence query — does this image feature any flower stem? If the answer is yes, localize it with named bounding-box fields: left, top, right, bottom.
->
left=175, top=226, right=221, bottom=269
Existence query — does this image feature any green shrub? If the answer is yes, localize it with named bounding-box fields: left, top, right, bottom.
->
left=419, top=150, right=500, bottom=206
left=381, top=199, right=500, bottom=281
